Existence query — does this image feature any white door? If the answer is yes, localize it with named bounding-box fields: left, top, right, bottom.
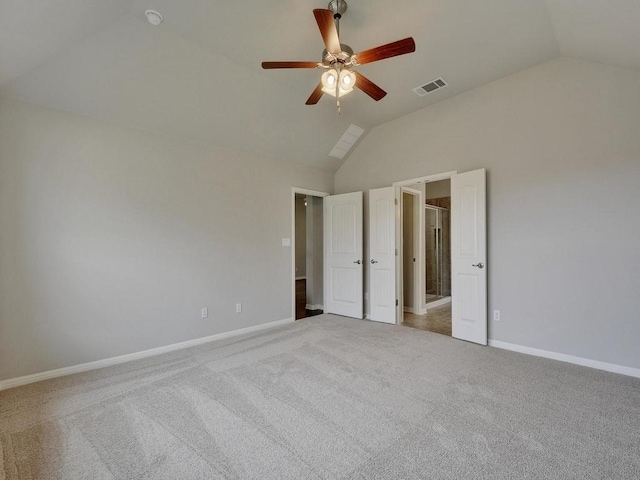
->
left=324, top=192, right=363, bottom=318
left=368, top=187, right=396, bottom=324
left=451, top=168, right=487, bottom=345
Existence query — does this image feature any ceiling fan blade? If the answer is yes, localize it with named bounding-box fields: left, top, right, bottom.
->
left=354, top=71, right=387, bottom=101
left=305, top=82, right=324, bottom=105
left=313, top=9, right=341, bottom=54
left=354, top=37, right=416, bottom=66
left=262, top=61, right=320, bottom=69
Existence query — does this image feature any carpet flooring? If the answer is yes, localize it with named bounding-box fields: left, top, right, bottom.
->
left=1, top=314, right=639, bottom=479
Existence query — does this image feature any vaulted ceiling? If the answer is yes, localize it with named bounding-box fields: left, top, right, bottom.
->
left=1, top=0, right=638, bottom=172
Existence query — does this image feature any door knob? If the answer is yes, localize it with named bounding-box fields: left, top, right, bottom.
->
left=353, top=260, right=361, bottom=264
left=472, top=262, right=484, bottom=269
left=371, top=259, right=378, bottom=264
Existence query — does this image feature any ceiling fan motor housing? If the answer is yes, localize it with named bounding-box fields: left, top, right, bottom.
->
left=328, top=0, right=348, bottom=18
left=322, top=44, right=354, bottom=67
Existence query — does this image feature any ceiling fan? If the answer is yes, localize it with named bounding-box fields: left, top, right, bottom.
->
left=261, top=0, right=415, bottom=113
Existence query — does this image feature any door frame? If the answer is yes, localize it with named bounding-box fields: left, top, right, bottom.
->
left=291, top=187, right=330, bottom=320
left=401, top=187, right=424, bottom=315
left=393, top=171, right=457, bottom=324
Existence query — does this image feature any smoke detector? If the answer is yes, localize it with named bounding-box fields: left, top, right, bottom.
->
left=145, top=10, right=163, bottom=26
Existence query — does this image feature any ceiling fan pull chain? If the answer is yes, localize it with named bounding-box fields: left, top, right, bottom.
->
left=336, top=66, right=341, bottom=114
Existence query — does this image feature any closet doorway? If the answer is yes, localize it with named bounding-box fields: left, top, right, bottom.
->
left=292, top=188, right=328, bottom=320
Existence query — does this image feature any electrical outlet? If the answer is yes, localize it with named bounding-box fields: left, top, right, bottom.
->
left=493, top=310, right=501, bottom=321
left=236, top=303, right=242, bottom=313
left=201, top=308, right=208, bottom=319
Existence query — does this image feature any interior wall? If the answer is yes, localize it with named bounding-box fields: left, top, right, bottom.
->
left=425, top=179, right=450, bottom=200
left=0, top=98, right=333, bottom=381
left=295, top=195, right=306, bottom=278
left=335, top=57, right=640, bottom=370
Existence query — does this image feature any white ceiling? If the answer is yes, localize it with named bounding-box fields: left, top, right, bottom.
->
left=1, top=0, right=638, bottom=172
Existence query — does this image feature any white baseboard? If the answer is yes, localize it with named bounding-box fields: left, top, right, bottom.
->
left=403, top=307, right=415, bottom=314
left=305, top=304, right=324, bottom=311
left=295, top=276, right=307, bottom=280
left=0, top=317, right=294, bottom=391
left=426, top=297, right=451, bottom=310
left=488, top=339, right=640, bottom=379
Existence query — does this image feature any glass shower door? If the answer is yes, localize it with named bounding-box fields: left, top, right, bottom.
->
left=439, top=209, right=451, bottom=297
left=425, top=207, right=438, bottom=303
left=425, top=206, right=451, bottom=303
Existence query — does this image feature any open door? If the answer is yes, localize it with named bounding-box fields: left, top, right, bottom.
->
left=368, top=187, right=397, bottom=324
left=324, top=192, right=363, bottom=318
left=451, top=169, right=487, bottom=345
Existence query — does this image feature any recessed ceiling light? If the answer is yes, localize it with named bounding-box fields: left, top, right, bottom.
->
left=145, top=10, right=163, bottom=26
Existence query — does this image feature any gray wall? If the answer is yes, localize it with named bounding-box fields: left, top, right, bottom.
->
left=0, top=98, right=333, bottom=381
left=425, top=179, right=450, bottom=200
left=336, top=57, right=640, bottom=370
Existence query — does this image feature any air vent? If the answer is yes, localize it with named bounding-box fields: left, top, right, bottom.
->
left=329, top=124, right=365, bottom=159
left=413, top=77, right=448, bottom=97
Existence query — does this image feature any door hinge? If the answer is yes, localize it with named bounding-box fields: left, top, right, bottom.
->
left=394, top=198, right=398, bottom=205
left=396, top=299, right=399, bottom=306
left=395, top=248, right=398, bottom=256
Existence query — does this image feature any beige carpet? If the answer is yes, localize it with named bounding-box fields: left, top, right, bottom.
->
left=1, top=314, right=639, bottom=479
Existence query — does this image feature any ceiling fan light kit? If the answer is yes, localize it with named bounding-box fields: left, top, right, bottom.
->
left=261, top=1, right=415, bottom=113
left=321, top=68, right=355, bottom=97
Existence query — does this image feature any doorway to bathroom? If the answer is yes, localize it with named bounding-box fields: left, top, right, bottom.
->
left=424, top=181, right=452, bottom=309
left=402, top=178, right=453, bottom=336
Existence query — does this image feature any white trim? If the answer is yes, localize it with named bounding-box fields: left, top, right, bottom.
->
left=0, top=317, right=294, bottom=391
left=393, top=171, right=457, bottom=187
left=394, top=186, right=403, bottom=324
left=401, top=187, right=424, bottom=320
left=403, top=307, right=415, bottom=314
left=305, top=304, right=324, bottom=311
left=488, top=340, right=640, bottom=379
left=394, top=170, right=455, bottom=320
left=426, top=296, right=452, bottom=309
left=291, top=187, right=330, bottom=321
left=295, top=276, right=307, bottom=281
left=292, top=187, right=331, bottom=198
